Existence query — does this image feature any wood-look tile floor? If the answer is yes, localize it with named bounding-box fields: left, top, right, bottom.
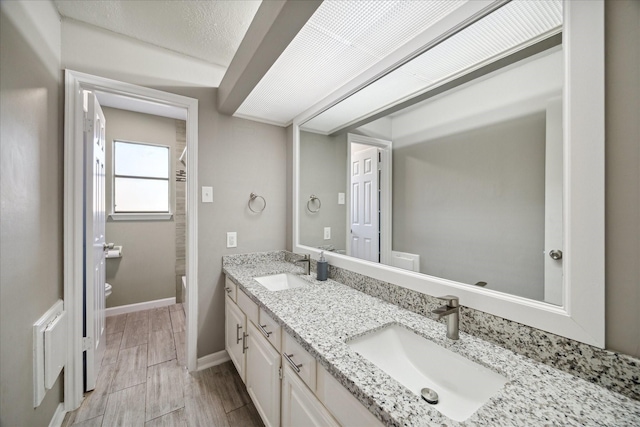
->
left=62, top=305, right=263, bottom=427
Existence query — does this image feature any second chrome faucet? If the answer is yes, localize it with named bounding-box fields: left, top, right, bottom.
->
left=431, top=295, right=460, bottom=340
left=295, top=253, right=311, bottom=275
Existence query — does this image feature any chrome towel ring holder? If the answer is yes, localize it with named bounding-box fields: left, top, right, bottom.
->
left=307, top=195, right=321, bottom=213
left=248, top=192, right=266, bottom=213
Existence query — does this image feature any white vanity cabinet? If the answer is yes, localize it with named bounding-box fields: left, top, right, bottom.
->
left=226, top=284, right=282, bottom=427
left=224, top=276, right=237, bottom=301
left=223, top=275, right=384, bottom=427
left=247, top=321, right=281, bottom=427
left=225, top=294, right=247, bottom=382
left=282, top=364, right=339, bottom=427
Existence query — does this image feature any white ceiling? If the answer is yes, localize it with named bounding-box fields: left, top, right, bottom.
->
left=54, top=0, right=261, bottom=67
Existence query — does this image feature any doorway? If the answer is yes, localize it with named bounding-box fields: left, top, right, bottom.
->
left=63, top=70, right=199, bottom=411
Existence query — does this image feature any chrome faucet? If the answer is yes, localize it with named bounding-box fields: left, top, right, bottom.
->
left=431, top=295, right=460, bottom=340
left=295, top=254, right=311, bottom=275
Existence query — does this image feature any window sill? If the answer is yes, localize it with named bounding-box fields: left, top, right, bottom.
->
left=109, top=213, right=173, bottom=221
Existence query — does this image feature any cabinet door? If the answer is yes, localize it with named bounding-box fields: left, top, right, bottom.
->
left=246, top=322, right=281, bottom=427
left=225, top=295, right=247, bottom=382
left=282, top=364, right=339, bottom=427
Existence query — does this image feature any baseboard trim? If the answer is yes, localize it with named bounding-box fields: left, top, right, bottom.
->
left=106, top=297, right=176, bottom=317
left=49, top=403, right=66, bottom=427
left=197, top=350, right=230, bottom=371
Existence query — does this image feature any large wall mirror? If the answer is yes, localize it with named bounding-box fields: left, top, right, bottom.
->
left=293, top=0, right=604, bottom=347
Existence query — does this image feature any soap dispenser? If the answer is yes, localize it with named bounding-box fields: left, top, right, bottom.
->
left=316, top=251, right=328, bottom=281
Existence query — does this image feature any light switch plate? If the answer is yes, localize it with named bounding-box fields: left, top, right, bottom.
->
left=202, top=186, right=213, bottom=203
left=227, top=232, right=237, bottom=248
left=338, top=193, right=345, bottom=205
left=324, top=227, right=331, bottom=240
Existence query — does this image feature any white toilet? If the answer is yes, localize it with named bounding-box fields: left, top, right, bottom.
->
left=105, top=282, right=112, bottom=299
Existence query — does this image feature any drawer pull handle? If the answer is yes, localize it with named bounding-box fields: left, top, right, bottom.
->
left=225, top=287, right=232, bottom=294
left=283, top=353, right=302, bottom=373
left=258, top=324, right=272, bottom=338
left=242, top=332, right=248, bottom=354
left=236, top=324, right=242, bottom=344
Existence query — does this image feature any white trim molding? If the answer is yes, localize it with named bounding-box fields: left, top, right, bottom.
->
left=63, top=70, right=199, bottom=412
left=108, top=213, right=173, bottom=221
left=292, top=1, right=604, bottom=348
left=105, top=297, right=176, bottom=317
left=197, top=350, right=231, bottom=371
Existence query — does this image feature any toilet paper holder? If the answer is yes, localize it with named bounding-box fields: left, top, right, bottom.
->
left=105, top=245, right=123, bottom=258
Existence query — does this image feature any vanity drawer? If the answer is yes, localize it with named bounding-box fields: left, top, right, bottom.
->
left=316, top=364, right=384, bottom=427
left=237, top=289, right=259, bottom=326
left=258, top=308, right=282, bottom=352
left=283, top=332, right=317, bottom=391
left=224, top=276, right=237, bottom=302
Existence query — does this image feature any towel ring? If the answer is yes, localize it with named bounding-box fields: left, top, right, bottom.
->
left=307, top=195, right=321, bottom=213
left=248, top=192, right=266, bottom=213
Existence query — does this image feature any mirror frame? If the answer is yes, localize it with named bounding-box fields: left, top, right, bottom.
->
left=292, top=0, right=604, bottom=348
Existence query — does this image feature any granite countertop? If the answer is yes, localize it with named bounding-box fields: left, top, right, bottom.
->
left=222, top=255, right=640, bottom=426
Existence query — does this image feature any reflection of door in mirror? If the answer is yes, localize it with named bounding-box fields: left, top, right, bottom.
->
left=349, top=145, right=380, bottom=262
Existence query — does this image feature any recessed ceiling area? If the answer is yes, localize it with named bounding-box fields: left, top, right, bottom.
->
left=54, top=0, right=261, bottom=67
left=234, top=0, right=469, bottom=126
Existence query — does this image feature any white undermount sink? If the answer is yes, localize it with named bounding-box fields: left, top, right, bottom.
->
left=347, top=324, right=507, bottom=422
left=253, top=273, right=309, bottom=292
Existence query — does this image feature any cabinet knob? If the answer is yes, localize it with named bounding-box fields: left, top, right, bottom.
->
left=236, top=324, right=242, bottom=344
left=549, top=250, right=563, bottom=260
left=258, top=324, right=272, bottom=338
left=283, top=353, right=302, bottom=373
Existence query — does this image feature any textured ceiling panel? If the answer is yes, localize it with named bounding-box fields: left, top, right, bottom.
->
left=235, top=0, right=467, bottom=125
left=54, top=0, right=261, bottom=66
left=302, top=0, right=562, bottom=134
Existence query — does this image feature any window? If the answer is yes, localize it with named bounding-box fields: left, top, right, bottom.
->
left=113, top=140, right=170, bottom=216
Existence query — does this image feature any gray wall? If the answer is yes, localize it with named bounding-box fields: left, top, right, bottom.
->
left=189, top=87, right=288, bottom=357
left=605, top=0, right=640, bottom=357
left=393, top=113, right=546, bottom=300
left=103, top=107, right=180, bottom=308
left=299, top=131, right=348, bottom=251
left=0, top=2, right=64, bottom=425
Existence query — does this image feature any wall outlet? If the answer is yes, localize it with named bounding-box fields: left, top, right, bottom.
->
left=226, top=232, right=237, bottom=248
left=202, top=186, right=213, bottom=203
left=324, top=227, right=331, bottom=240
left=338, top=192, right=345, bottom=205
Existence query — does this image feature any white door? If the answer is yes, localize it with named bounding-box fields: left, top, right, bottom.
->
left=246, top=322, right=281, bottom=427
left=544, top=97, right=563, bottom=305
left=84, top=92, right=106, bottom=391
left=350, top=147, right=380, bottom=262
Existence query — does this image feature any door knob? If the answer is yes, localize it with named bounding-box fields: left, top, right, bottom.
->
left=549, top=250, right=563, bottom=260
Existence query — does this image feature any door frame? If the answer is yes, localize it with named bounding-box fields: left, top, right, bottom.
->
left=346, top=133, right=392, bottom=265
left=63, top=70, right=199, bottom=410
